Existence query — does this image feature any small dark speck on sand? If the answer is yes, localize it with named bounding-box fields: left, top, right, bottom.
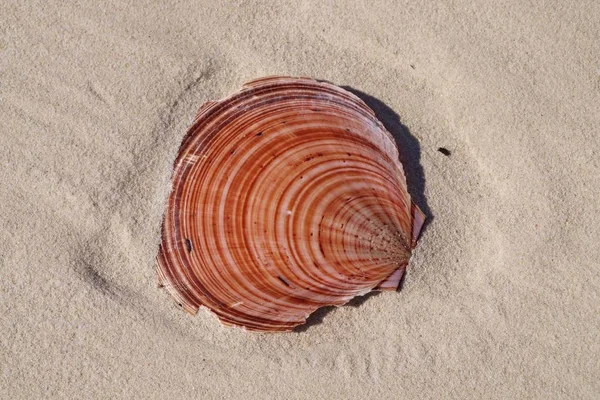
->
left=438, top=147, right=451, bottom=156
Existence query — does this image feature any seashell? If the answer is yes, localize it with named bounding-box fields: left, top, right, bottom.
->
left=157, top=76, right=425, bottom=332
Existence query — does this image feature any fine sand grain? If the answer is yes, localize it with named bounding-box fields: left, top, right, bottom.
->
left=1, top=1, right=599, bottom=398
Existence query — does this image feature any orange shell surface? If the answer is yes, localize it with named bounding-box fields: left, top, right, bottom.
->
left=157, top=76, right=425, bottom=332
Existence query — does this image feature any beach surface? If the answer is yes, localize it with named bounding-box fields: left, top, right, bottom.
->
left=1, top=1, right=599, bottom=398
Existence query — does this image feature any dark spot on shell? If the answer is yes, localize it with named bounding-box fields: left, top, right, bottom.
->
left=277, top=276, right=291, bottom=287
left=185, top=238, right=192, bottom=252
left=256, top=132, right=263, bottom=137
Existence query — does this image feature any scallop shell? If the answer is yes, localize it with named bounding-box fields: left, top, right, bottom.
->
left=157, top=76, right=425, bottom=332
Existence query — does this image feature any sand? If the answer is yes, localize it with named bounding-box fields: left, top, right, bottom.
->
left=2, top=1, right=599, bottom=398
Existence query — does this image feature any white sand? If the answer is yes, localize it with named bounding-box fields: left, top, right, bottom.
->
left=2, top=1, right=599, bottom=398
